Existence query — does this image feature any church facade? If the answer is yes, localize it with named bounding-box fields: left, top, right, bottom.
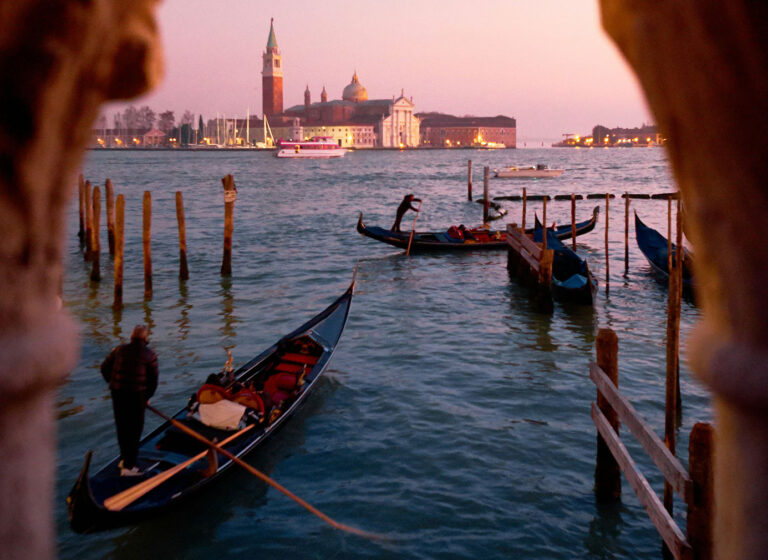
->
left=261, top=22, right=419, bottom=148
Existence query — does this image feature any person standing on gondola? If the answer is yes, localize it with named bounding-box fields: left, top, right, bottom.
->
left=391, top=193, right=421, bottom=232
left=101, top=325, right=159, bottom=476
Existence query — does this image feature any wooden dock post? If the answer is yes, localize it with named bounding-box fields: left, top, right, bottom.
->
left=467, top=160, right=473, bottom=201
left=624, top=193, right=630, bottom=274
left=105, top=178, right=115, bottom=256
left=522, top=187, right=527, bottom=231
left=605, top=194, right=610, bottom=293
left=571, top=193, right=577, bottom=249
left=483, top=166, right=490, bottom=225
left=90, top=186, right=101, bottom=281
left=176, top=191, right=189, bottom=280
left=113, top=194, right=125, bottom=309
left=687, top=422, right=713, bottom=560
left=663, top=201, right=684, bottom=532
left=542, top=197, right=548, bottom=251
left=77, top=173, right=85, bottom=242
left=221, top=174, right=237, bottom=276
left=84, top=180, right=93, bottom=260
left=143, top=191, right=152, bottom=300
left=595, top=328, right=621, bottom=501
left=667, top=199, right=673, bottom=273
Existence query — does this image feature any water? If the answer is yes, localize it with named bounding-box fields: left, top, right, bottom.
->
left=57, top=147, right=709, bottom=559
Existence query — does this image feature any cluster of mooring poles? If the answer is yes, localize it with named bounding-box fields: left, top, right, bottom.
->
left=466, top=160, right=707, bottom=558
left=76, top=173, right=239, bottom=309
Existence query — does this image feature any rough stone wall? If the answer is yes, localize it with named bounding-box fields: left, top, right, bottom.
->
left=0, top=1, right=162, bottom=557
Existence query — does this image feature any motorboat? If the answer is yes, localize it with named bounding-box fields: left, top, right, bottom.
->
left=275, top=136, right=346, bottom=159
left=494, top=164, right=564, bottom=178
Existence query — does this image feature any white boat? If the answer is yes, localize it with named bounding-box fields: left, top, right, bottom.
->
left=276, top=136, right=346, bottom=159
left=494, top=164, right=564, bottom=178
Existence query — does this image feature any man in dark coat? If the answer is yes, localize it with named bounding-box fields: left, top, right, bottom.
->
left=101, top=325, right=159, bottom=476
left=391, top=193, right=422, bottom=232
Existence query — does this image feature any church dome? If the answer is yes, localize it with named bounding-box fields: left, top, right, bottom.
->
left=342, top=72, right=368, bottom=102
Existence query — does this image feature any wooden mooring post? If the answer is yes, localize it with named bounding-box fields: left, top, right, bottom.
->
left=105, top=178, right=115, bottom=256
left=571, top=193, right=577, bottom=249
left=113, top=194, right=125, bottom=309
left=90, top=186, right=100, bottom=281
left=221, top=174, right=236, bottom=276
left=594, top=328, right=620, bottom=501
left=605, top=193, right=610, bottom=293
left=176, top=191, right=189, bottom=280
left=77, top=173, right=85, bottom=242
left=84, top=180, right=93, bottom=260
left=624, top=193, right=630, bottom=274
left=687, top=423, right=714, bottom=560
left=467, top=159, right=473, bottom=201
left=590, top=328, right=714, bottom=560
left=542, top=197, right=548, bottom=251
left=143, top=191, right=152, bottom=300
left=521, top=187, right=527, bottom=231
left=483, top=166, right=490, bottom=225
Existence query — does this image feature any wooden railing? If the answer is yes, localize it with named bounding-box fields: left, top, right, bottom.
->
left=591, top=328, right=713, bottom=560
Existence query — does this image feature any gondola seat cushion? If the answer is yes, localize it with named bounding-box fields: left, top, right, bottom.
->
left=197, top=384, right=230, bottom=404
left=198, top=399, right=247, bottom=430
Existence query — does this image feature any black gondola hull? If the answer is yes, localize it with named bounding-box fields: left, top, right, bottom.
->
left=68, top=283, right=353, bottom=533
left=356, top=206, right=599, bottom=252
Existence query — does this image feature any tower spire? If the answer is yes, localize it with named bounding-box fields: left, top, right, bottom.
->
left=262, top=19, right=283, bottom=118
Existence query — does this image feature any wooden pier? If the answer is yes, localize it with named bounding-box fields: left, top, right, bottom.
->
left=505, top=222, right=553, bottom=310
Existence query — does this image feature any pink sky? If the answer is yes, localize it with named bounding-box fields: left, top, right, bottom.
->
left=106, top=0, right=652, bottom=142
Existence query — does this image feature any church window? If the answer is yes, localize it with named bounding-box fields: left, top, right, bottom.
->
left=275, top=60, right=280, bottom=68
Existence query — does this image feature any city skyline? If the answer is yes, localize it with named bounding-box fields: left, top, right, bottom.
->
left=103, top=0, right=652, bottom=144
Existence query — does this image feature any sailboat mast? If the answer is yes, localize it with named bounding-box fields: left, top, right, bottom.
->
left=246, top=107, right=250, bottom=146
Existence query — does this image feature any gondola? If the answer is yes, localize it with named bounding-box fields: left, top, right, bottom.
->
left=634, top=212, right=694, bottom=292
left=534, top=225, right=598, bottom=304
left=356, top=206, right=599, bottom=252
left=67, top=282, right=354, bottom=533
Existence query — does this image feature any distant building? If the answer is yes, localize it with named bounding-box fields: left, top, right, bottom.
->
left=553, top=124, right=665, bottom=147
left=262, top=18, right=283, bottom=119
left=262, top=21, right=419, bottom=148
left=417, top=113, right=517, bottom=148
left=282, top=74, right=420, bottom=148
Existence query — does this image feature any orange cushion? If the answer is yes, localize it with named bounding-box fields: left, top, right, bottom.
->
left=275, top=362, right=302, bottom=374
left=283, top=352, right=318, bottom=365
left=197, top=384, right=229, bottom=404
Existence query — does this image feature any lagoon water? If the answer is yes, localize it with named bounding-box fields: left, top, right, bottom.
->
left=57, top=147, right=708, bottom=559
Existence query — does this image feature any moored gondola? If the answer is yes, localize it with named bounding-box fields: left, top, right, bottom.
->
left=534, top=226, right=598, bottom=304
left=356, top=206, right=599, bottom=252
left=67, top=282, right=354, bottom=533
left=634, top=212, right=694, bottom=294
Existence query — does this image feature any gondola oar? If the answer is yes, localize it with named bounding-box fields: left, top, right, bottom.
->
left=406, top=200, right=423, bottom=256
left=103, top=423, right=256, bottom=511
left=147, top=405, right=383, bottom=540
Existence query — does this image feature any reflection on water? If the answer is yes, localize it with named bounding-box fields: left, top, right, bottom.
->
left=218, top=276, right=240, bottom=354
left=173, top=281, right=192, bottom=342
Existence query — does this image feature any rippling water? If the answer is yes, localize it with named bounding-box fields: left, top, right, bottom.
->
left=57, top=147, right=709, bottom=559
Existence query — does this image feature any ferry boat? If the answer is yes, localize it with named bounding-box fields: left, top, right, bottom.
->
left=494, top=164, right=564, bottom=178
left=275, top=136, right=347, bottom=159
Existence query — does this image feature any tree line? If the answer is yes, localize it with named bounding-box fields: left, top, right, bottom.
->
left=95, top=106, right=207, bottom=145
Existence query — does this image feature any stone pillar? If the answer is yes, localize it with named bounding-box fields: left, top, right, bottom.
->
left=599, top=2, right=768, bottom=558
left=0, top=2, right=162, bottom=558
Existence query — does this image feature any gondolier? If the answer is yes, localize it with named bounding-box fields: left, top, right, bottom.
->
left=391, top=194, right=421, bottom=232
left=101, top=325, right=158, bottom=477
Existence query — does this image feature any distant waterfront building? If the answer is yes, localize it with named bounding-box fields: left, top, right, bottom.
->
left=553, top=124, right=665, bottom=147
left=282, top=73, right=420, bottom=148
left=417, top=113, right=517, bottom=148
left=262, top=18, right=283, bottom=119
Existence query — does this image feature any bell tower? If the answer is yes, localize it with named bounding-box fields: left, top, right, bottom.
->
left=262, top=18, right=283, bottom=118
